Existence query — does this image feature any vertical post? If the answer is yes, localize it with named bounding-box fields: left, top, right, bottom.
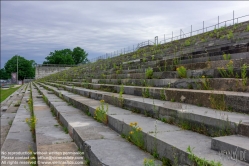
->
left=155, top=36, right=158, bottom=45
left=164, top=34, right=165, bottom=43
left=133, top=45, right=134, bottom=51
left=148, top=40, right=149, bottom=45
left=172, top=31, right=173, bottom=41
left=218, top=16, right=219, bottom=28
left=191, top=25, right=192, bottom=37
left=233, top=10, right=234, bottom=25
left=180, top=29, right=181, bottom=39
left=203, top=21, right=204, bottom=33
left=124, top=48, right=125, bottom=54
left=17, top=55, right=18, bottom=84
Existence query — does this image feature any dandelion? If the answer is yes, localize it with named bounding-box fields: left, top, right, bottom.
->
left=134, top=122, right=138, bottom=126
left=130, top=131, right=134, bottom=135
left=129, top=122, right=134, bottom=126
left=202, top=75, right=205, bottom=78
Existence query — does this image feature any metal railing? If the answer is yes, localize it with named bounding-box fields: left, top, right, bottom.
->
left=36, top=64, right=77, bottom=67
left=89, top=11, right=249, bottom=63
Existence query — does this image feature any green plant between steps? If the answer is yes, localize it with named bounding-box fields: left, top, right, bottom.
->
left=160, top=89, right=166, bottom=100
left=128, top=122, right=144, bottom=149
left=176, top=66, right=187, bottom=78
left=142, top=87, right=150, bottom=98
left=28, top=147, right=37, bottom=166
left=209, top=93, right=226, bottom=111
left=146, top=67, right=153, bottom=79
left=187, top=146, right=222, bottom=166
left=173, top=58, right=180, bottom=65
left=247, top=25, right=249, bottom=32
left=241, top=63, right=248, bottom=87
left=25, top=116, right=37, bottom=139
left=143, top=158, right=160, bottom=166
left=222, top=53, right=231, bottom=60
left=217, top=60, right=234, bottom=78
left=118, top=85, right=124, bottom=108
left=94, top=100, right=108, bottom=124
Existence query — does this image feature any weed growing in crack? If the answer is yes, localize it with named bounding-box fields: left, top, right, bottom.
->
left=63, top=126, right=68, bottom=134
left=222, top=53, right=231, bottom=60
left=28, top=147, right=37, bottom=166
left=94, top=100, right=108, bottom=124
left=176, top=66, right=187, bottom=78
left=118, top=85, right=124, bottom=108
left=152, top=120, right=159, bottom=159
left=25, top=116, right=37, bottom=139
left=187, top=146, right=222, bottom=166
left=143, top=158, right=159, bottom=166
left=128, top=122, right=144, bottom=149
left=209, top=93, right=226, bottom=111
left=217, top=60, right=234, bottom=78
left=241, top=63, right=248, bottom=88
left=142, top=87, right=150, bottom=98
left=146, top=67, right=153, bottom=79
left=202, top=78, right=212, bottom=90
left=160, top=89, right=166, bottom=100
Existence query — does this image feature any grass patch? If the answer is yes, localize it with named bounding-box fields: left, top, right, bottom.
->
left=0, top=86, right=20, bottom=102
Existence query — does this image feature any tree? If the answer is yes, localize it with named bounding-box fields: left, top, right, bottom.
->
left=43, top=47, right=89, bottom=65
left=43, top=49, right=74, bottom=65
left=0, top=68, right=8, bottom=79
left=4, top=55, right=35, bottom=80
left=72, top=47, right=89, bottom=64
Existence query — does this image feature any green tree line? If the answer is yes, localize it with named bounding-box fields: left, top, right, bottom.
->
left=0, top=47, right=89, bottom=81
left=43, top=47, right=89, bottom=65
left=0, top=55, right=36, bottom=80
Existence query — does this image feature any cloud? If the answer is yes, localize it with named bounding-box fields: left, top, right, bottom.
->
left=1, top=1, right=249, bottom=68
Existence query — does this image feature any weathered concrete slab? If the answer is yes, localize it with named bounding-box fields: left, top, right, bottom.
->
left=35, top=82, right=162, bottom=166
left=45, top=82, right=249, bottom=137
left=37, top=143, right=85, bottom=166
left=31, top=84, right=86, bottom=166
left=1, top=84, right=35, bottom=166
left=37, top=82, right=249, bottom=166
left=211, top=135, right=249, bottom=164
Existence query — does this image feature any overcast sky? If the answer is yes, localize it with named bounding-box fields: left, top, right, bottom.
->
left=1, top=1, right=249, bottom=68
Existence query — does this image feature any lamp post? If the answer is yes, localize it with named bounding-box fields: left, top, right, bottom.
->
left=17, top=55, right=18, bottom=85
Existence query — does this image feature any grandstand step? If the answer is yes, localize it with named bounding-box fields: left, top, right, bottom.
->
left=211, top=135, right=249, bottom=164
left=33, top=83, right=161, bottom=166
left=59, top=77, right=249, bottom=92
left=50, top=81, right=249, bottom=115
left=1, top=84, right=35, bottom=166
left=37, top=82, right=249, bottom=166
left=31, top=84, right=86, bottom=166
left=48, top=81, right=249, bottom=136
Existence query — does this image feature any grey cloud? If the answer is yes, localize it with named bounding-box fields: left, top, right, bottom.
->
left=1, top=1, right=249, bottom=68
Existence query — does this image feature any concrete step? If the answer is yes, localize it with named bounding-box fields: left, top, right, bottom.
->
left=30, top=83, right=86, bottom=166
left=1, top=83, right=35, bottom=166
left=0, top=84, right=28, bottom=149
left=58, top=77, right=249, bottom=92
left=36, top=81, right=249, bottom=166
left=48, top=81, right=249, bottom=137
left=33, top=83, right=161, bottom=166
left=211, top=135, right=249, bottom=164
left=84, top=66, right=249, bottom=80
left=50, top=81, right=249, bottom=115
left=1, top=85, right=27, bottom=116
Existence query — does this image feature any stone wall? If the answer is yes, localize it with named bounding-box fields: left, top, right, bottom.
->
left=35, top=65, right=72, bottom=79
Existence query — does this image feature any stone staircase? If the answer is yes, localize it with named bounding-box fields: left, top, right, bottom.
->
left=37, top=21, right=249, bottom=166
left=4, top=20, right=249, bottom=165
